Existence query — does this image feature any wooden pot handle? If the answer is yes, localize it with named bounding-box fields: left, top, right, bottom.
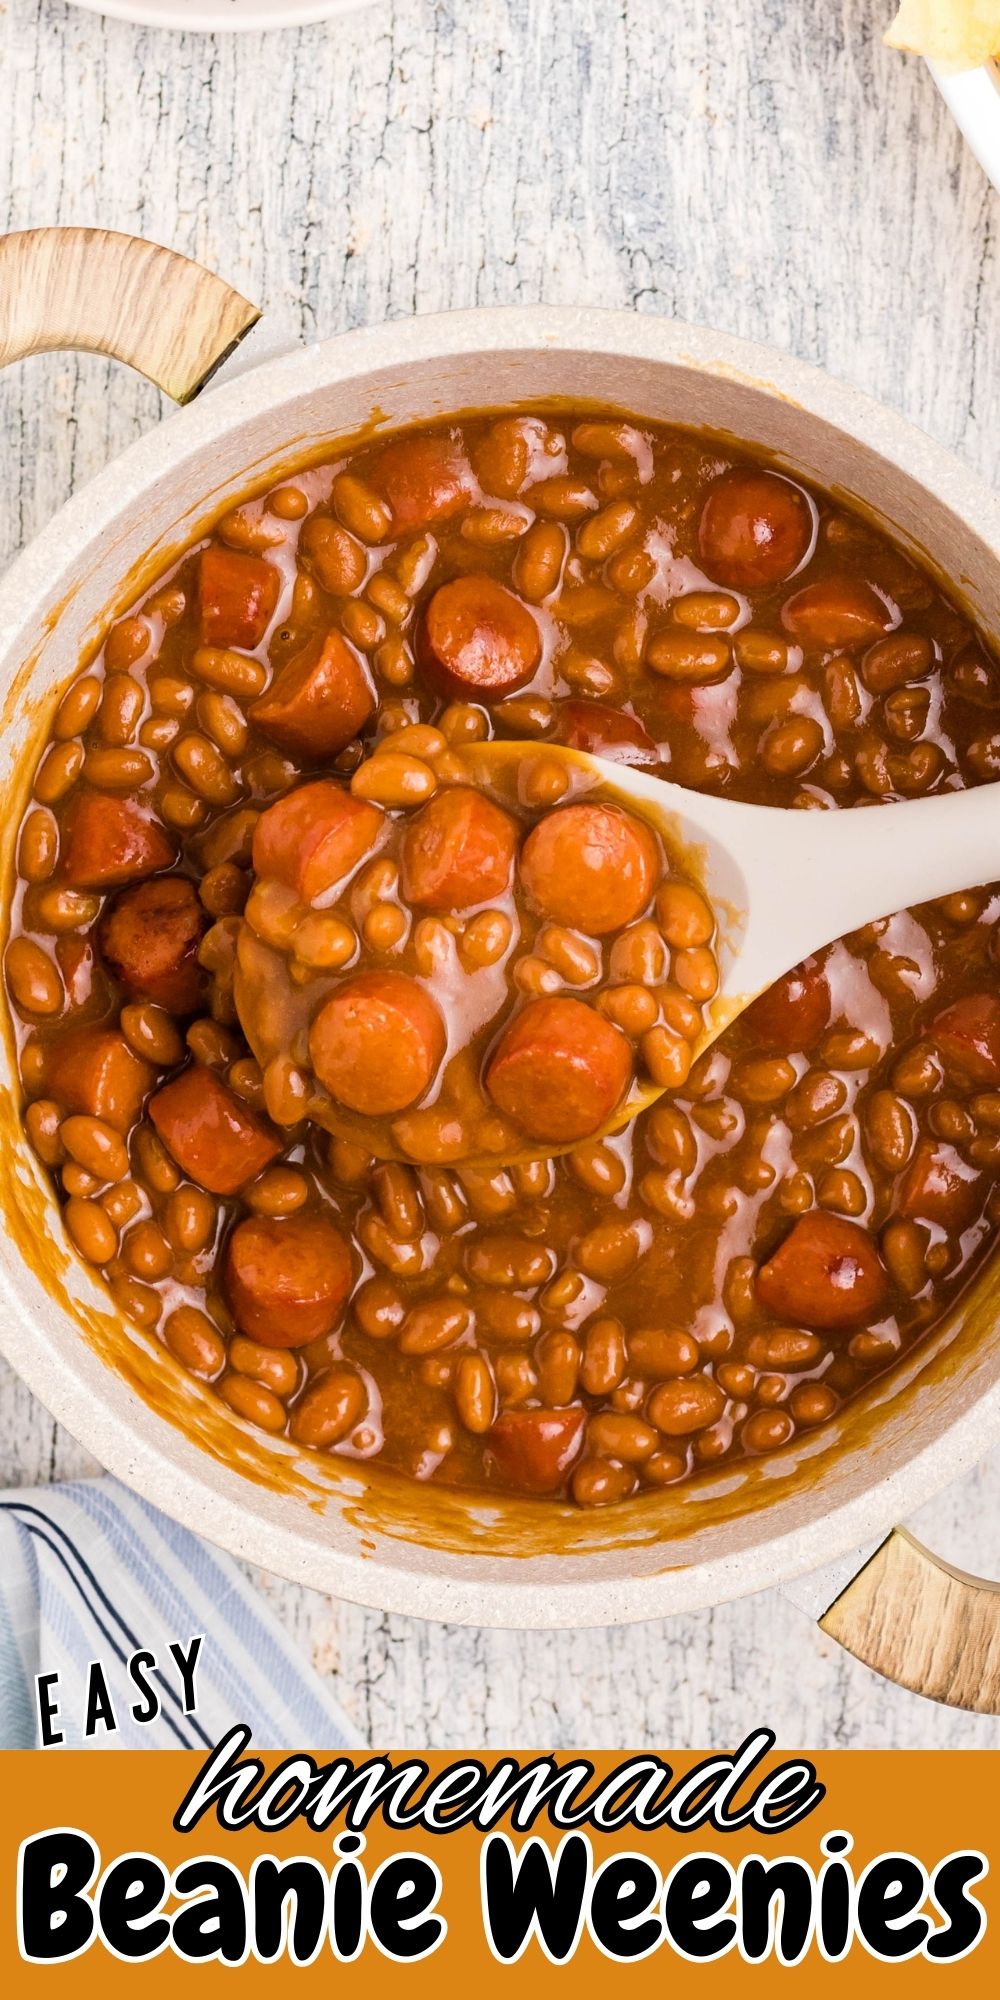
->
left=820, top=1527, right=1000, bottom=1713
left=0, top=228, right=260, bottom=403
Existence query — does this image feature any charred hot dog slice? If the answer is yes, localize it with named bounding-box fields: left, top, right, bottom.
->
left=555, top=698, right=658, bottom=767
left=742, top=957, right=830, bottom=1054
left=418, top=574, right=541, bottom=702
left=485, top=995, right=633, bottom=1143
left=60, top=792, right=176, bottom=890
left=309, top=971, right=445, bottom=1116
left=488, top=1407, right=585, bottom=1494
left=46, top=1026, right=153, bottom=1132
left=251, top=630, right=375, bottom=762
left=197, top=545, right=280, bottom=650
left=400, top=786, right=519, bottom=911
left=369, top=432, right=475, bottom=531
left=756, top=1212, right=889, bottom=1330
left=698, top=469, right=813, bottom=589
left=252, top=782, right=385, bottom=902
left=896, top=1138, right=983, bottom=1231
left=518, top=801, right=659, bottom=935
left=99, top=876, right=205, bottom=1014
left=781, top=576, right=892, bottom=650
left=932, top=992, right=1000, bottom=1087
left=149, top=1064, right=282, bottom=1195
left=225, top=1212, right=353, bottom=1348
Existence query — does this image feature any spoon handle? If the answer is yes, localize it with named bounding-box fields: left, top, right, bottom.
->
left=725, top=778, right=1000, bottom=999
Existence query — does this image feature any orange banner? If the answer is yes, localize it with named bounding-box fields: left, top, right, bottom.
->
left=3, top=1740, right=996, bottom=1990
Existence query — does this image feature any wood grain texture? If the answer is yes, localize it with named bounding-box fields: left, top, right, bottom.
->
left=822, top=1529, right=1000, bottom=1714
left=2, top=0, right=1000, bottom=1749
left=0, top=227, right=258, bottom=397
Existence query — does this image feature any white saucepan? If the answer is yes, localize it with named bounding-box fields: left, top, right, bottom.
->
left=2, top=228, right=1000, bottom=1709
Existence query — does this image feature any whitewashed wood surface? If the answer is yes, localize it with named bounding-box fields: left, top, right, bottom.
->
left=2, top=0, right=1000, bottom=1748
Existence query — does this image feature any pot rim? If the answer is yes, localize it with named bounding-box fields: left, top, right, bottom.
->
left=4, top=301, right=1000, bottom=1627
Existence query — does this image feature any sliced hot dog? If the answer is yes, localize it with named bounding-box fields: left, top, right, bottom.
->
left=252, top=782, right=385, bottom=902
left=896, top=1138, right=984, bottom=1230
left=485, top=995, right=633, bottom=1143
left=756, top=1212, right=889, bottom=1330
left=369, top=432, right=475, bottom=530
left=742, top=957, right=830, bottom=1054
left=225, top=1211, right=353, bottom=1348
left=46, top=1026, right=153, bottom=1132
left=60, top=792, right=176, bottom=890
left=418, top=574, right=541, bottom=702
left=488, top=1407, right=585, bottom=1494
left=555, top=698, right=658, bottom=767
left=149, top=1064, right=282, bottom=1194
left=932, top=992, right=1000, bottom=1087
left=698, top=468, right=813, bottom=589
left=518, top=801, right=659, bottom=934
left=781, top=576, right=892, bottom=650
left=197, top=545, right=280, bottom=650
left=99, top=876, right=205, bottom=1014
left=400, top=786, right=519, bottom=911
left=309, top=971, right=445, bottom=1116
left=251, top=630, right=375, bottom=761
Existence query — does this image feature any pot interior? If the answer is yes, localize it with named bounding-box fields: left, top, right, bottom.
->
left=2, top=315, right=1000, bottom=1624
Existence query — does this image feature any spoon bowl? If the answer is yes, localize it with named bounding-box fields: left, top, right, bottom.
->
left=470, top=738, right=1000, bottom=1033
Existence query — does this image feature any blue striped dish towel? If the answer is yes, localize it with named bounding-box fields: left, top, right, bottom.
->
left=0, top=1475, right=361, bottom=1750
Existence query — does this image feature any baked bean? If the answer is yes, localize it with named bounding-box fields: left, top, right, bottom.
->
left=34, top=885, right=100, bottom=932
left=629, top=1327, right=699, bottom=1377
left=454, top=1352, right=496, bottom=1433
left=865, top=1089, right=915, bottom=1171
left=734, top=630, right=792, bottom=675
left=230, top=1336, right=299, bottom=1398
left=173, top=733, right=239, bottom=807
left=789, top=1382, right=838, bottom=1425
left=642, top=1026, right=693, bottom=1088
left=54, top=675, right=102, bottom=739
left=743, top=1408, right=794, bottom=1453
left=164, top=1185, right=218, bottom=1253
left=354, top=1276, right=406, bottom=1339
left=647, top=1375, right=725, bottom=1435
left=191, top=647, right=268, bottom=699
left=19, top=808, right=59, bottom=882
left=535, top=1330, right=581, bottom=1404
left=588, top=1412, right=657, bottom=1460
left=656, top=881, right=714, bottom=949
left=120, top=1002, right=185, bottom=1068
left=290, top=1368, right=368, bottom=1447
left=61, top=1116, right=129, bottom=1184
left=99, top=675, right=145, bottom=746
left=646, top=631, right=731, bottom=681
left=571, top=1457, right=635, bottom=1506
left=220, top=1373, right=287, bottom=1433
left=34, top=740, right=85, bottom=804
left=352, top=752, right=436, bottom=806
left=26, top=1098, right=65, bottom=1167
left=65, top=1195, right=118, bottom=1265
left=673, top=591, right=742, bottom=631
left=300, top=514, right=368, bottom=592
left=762, top=716, right=825, bottom=776
left=123, top=1220, right=173, bottom=1280
left=861, top=631, right=933, bottom=694
left=5, top=938, right=63, bottom=1015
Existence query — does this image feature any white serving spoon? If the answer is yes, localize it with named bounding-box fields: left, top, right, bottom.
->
left=469, top=738, right=1000, bottom=1049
